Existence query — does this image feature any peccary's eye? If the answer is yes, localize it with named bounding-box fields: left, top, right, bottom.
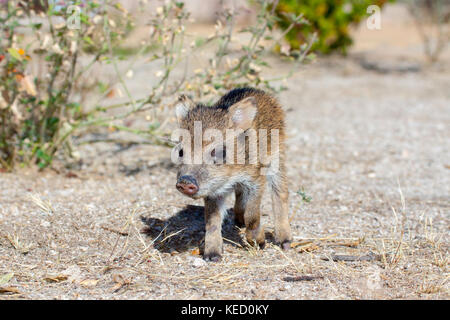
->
left=179, top=148, right=183, bottom=158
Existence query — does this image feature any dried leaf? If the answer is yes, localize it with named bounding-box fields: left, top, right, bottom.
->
left=106, top=89, right=116, bottom=98
left=0, top=286, right=21, bottom=294
left=54, top=23, right=65, bottom=30
left=290, top=241, right=313, bottom=248
left=19, top=75, right=37, bottom=96
left=52, top=43, right=64, bottom=55
left=112, top=274, right=123, bottom=284
left=296, top=243, right=320, bottom=253
left=111, top=274, right=131, bottom=293
left=280, top=43, right=291, bottom=56
left=93, top=15, right=102, bottom=24
left=80, top=279, right=99, bottom=287
left=44, top=275, right=68, bottom=283
left=0, top=94, right=7, bottom=110
left=65, top=172, right=79, bottom=178
left=190, top=248, right=200, bottom=256
left=111, top=283, right=122, bottom=292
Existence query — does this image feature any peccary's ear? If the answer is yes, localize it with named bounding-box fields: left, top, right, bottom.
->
left=228, top=97, right=257, bottom=130
left=175, top=94, right=195, bottom=123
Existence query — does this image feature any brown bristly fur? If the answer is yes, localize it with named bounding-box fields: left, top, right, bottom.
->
left=174, top=88, right=292, bottom=262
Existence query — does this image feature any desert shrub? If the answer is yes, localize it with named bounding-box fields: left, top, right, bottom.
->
left=0, top=0, right=134, bottom=169
left=406, top=0, right=450, bottom=62
left=0, top=0, right=312, bottom=171
left=273, top=0, right=392, bottom=54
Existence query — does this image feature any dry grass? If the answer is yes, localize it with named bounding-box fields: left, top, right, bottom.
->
left=0, top=14, right=449, bottom=298
left=0, top=161, right=447, bottom=299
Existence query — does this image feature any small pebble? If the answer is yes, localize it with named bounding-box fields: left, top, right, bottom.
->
left=190, top=257, right=207, bottom=268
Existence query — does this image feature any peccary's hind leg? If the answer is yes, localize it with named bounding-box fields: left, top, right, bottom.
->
left=269, top=164, right=292, bottom=250
left=243, top=183, right=266, bottom=249
left=233, top=185, right=246, bottom=228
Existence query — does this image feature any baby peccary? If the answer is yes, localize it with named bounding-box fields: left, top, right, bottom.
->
left=173, top=87, right=292, bottom=262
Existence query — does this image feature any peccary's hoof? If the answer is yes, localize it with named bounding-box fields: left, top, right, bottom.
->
left=246, top=238, right=265, bottom=249
left=204, top=253, right=222, bottom=262
left=281, top=241, right=291, bottom=251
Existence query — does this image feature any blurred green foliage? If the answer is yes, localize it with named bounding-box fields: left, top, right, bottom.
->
left=274, top=0, right=392, bottom=54
left=1, top=0, right=310, bottom=171
left=0, top=0, right=132, bottom=170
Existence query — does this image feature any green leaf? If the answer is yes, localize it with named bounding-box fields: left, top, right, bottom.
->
left=7, top=48, right=22, bottom=61
left=80, top=13, right=90, bottom=25
left=195, top=37, right=205, bottom=48
left=32, top=23, right=43, bottom=30
left=296, top=189, right=312, bottom=203
left=97, top=82, right=109, bottom=94
left=148, top=122, right=160, bottom=131
left=36, top=149, right=52, bottom=169
left=83, top=36, right=94, bottom=46
left=67, top=102, right=81, bottom=113
left=306, top=53, right=316, bottom=61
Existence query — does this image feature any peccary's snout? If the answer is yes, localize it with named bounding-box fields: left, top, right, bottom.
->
left=176, top=175, right=199, bottom=196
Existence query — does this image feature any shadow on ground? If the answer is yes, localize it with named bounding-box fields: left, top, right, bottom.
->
left=141, top=205, right=243, bottom=253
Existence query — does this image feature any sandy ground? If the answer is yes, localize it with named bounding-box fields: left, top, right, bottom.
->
left=0, top=4, right=449, bottom=299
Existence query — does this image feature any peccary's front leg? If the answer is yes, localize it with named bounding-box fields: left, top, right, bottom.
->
left=203, top=196, right=224, bottom=262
